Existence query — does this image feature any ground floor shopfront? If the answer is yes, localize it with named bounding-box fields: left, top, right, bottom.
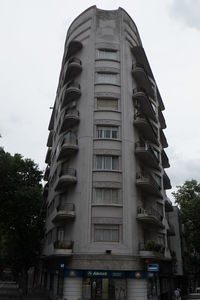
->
left=42, top=269, right=163, bottom=300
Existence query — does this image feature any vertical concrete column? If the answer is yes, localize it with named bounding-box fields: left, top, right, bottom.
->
left=127, top=279, right=147, bottom=300
left=63, top=277, right=82, bottom=300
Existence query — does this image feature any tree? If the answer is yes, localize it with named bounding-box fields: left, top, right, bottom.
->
left=173, top=180, right=200, bottom=289
left=0, top=148, right=45, bottom=292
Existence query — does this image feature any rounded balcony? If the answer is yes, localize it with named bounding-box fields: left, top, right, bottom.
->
left=63, top=57, right=82, bottom=82
left=61, top=81, right=81, bottom=109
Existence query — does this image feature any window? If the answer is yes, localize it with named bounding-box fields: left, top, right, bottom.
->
left=57, top=227, right=64, bottom=241
left=96, top=73, right=118, bottom=84
left=94, top=225, right=119, bottom=242
left=97, top=49, right=117, bottom=60
left=93, top=188, right=120, bottom=205
left=97, top=98, right=118, bottom=110
left=96, top=155, right=119, bottom=170
left=97, top=126, right=118, bottom=139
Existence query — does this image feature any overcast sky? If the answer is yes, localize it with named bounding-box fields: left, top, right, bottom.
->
left=1, top=0, right=200, bottom=200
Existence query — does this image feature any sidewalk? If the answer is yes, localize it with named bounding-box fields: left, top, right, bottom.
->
left=23, top=288, right=49, bottom=300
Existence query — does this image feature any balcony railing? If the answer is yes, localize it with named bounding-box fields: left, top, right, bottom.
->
left=161, top=149, right=170, bottom=168
left=55, top=168, right=77, bottom=191
left=160, top=129, right=168, bottom=148
left=44, top=166, right=50, bottom=181
left=45, top=147, right=52, bottom=165
left=59, top=109, right=80, bottom=134
left=57, top=133, right=78, bottom=161
left=63, top=57, right=82, bottom=83
left=163, top=170, right=172, bottom=190
left=47, top=130, right=53, bottom=147
left=133, top=87, right=156, bottom=121
left=43, top=183, right=49, bottom=198
left=52, top=203, right=75, bottom=223
left=158, top=109, right=166, bottom=129
left=65, top=40, right=83, bottom=61
left=132, top=63, right=154, bottom=97
left=134, top=112, right=158, bottom=145
left=136, top=171, right=162, bottom=197
left=61, top=81, right=81, bottom=108
left=135, top=140, right=160, bottom=169
left=139, top=241, right=165, bottom=259
left=165, top=196, right=173, bottom=212
left=54, top=240, right=74, bottom=250
left=137, top=207, right=163, bottom=222
left=58, top=203, right=75, bottom=212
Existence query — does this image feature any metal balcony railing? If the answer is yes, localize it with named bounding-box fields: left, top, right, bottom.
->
left=60, top=167, right=76, bottom=177
left=137, top=206, right=163, bottom=221
left=136, top=171, right=162, bottom=190
left=139, top=241, right=165, bottom=254
left=134, top=112, right=158, bottom=139
left=135, top=141, right=159, bottom=161
left=65, top=81, right=80, bottom=90
left=62, top=133, right=77, bottom=146
left=57, top=203, right=75, bottom=212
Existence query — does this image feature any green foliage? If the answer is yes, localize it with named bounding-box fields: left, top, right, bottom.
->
left=173, top=180, right=200, bottom=284
left=0, top=148, right=45, bottom=277
left=144, top=240, right=163, bottom=253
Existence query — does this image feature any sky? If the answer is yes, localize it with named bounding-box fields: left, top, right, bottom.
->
left=1, top=0, right=200, bottom=201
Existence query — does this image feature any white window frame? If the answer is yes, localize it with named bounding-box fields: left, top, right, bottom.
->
left=97, top=126, right=118, bottom=139
left=93, top=188, right=121, bottom=205
left=96, top=155, right=119, bottom=170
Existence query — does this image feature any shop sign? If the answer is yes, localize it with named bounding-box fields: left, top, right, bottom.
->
left=84, top=270, right=125, bottom=278
left=147, top=264, right=159, bottom=272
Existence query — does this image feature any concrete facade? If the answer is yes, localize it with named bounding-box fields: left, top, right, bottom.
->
left=43, top=6, right=176, bottom=300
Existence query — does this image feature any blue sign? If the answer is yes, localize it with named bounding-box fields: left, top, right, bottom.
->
left=147, top=264, right=159, bottom=272
left=84, top=270, right=125, bottom=278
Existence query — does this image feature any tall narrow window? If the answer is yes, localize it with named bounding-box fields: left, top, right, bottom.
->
left=97, top=49, right=117, bottom=60
left=57, top=227, right=64, bottom=241
left=96, top=155, right=119, bottom=170
left=97, top=126, right=118, bottom=139
left=96, top=73, right=118, bottom=84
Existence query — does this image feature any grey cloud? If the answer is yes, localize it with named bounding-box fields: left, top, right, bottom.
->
left=168, top=0, right=200, bottom=30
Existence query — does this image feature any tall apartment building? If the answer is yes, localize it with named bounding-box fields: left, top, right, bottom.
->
left=43, top=6, right=175, bottom=300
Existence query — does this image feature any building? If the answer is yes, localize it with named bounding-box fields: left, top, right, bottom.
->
left=43, top=6, right=176, bottom=300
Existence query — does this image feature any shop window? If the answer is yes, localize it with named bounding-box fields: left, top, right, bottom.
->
left=97, top=98, right=118, bottom=110
left=96, top=155, right=119, bottom=170
left=97, top=49, right=117, bottom=60
left=97, top=126, right=118, bottom=139
left=93, top=188, right=121, bottom=205
left=82, top=278, right=126, bottom=300
left=94, top=225, right=119, bottom=242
